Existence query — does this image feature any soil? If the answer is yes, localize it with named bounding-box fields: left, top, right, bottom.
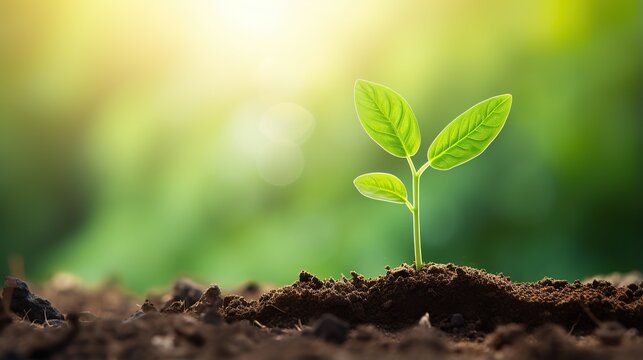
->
left=0, top=263, right=641, bottom=359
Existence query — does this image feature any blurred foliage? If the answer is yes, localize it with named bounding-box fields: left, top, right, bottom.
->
left=0, top=0, right=641, bottom=292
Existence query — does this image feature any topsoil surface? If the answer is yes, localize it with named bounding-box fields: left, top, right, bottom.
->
left=0, top=263, right=641, bottom=359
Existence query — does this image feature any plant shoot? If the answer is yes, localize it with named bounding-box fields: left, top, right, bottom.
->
left=353, top=79, right=512, bottom=269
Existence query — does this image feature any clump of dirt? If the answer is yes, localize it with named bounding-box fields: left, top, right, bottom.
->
left=0, top=263, right=641, bottom=360
left=3, top=277, right=65, bottom=325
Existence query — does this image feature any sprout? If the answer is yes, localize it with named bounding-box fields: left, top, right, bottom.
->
left=353, top=80, right=512, bottom=269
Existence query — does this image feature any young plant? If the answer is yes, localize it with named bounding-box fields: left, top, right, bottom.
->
left=353, top=80, right=512, bottom=270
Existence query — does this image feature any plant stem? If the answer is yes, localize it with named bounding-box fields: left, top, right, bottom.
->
left=417, top=161, right=431, bottom=177
left=406, top=157, right=423, bottom=270
left=411, top=170, right=422, bottom=270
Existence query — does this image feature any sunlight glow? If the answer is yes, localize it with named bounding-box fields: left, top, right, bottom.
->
left=214, top=0, right=288, bottom=40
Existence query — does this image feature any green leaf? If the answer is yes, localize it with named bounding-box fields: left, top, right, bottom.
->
left=354, top=173, right=408, bottom=204
left=428, top=94, right=512, bottom=170
left=354, top=79, right=420, bottom=158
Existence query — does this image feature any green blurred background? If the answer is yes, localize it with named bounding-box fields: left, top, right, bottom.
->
left=1, top=0, right=641, bottom=292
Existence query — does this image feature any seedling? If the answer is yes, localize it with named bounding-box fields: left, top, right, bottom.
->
left=353, top=80, right=512, bottom=270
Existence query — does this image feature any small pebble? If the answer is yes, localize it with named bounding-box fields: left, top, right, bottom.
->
left=418, top=312, right=432, bottom=328
left=450, top=313, right=465, bottom=328
left=308, top=313, right=349, bottom=344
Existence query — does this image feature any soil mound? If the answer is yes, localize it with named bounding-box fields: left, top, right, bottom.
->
left=225, top=263, right=642, bottom=332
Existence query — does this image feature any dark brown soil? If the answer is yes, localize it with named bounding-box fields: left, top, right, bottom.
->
left=0, top=263, right=641, bottom=359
